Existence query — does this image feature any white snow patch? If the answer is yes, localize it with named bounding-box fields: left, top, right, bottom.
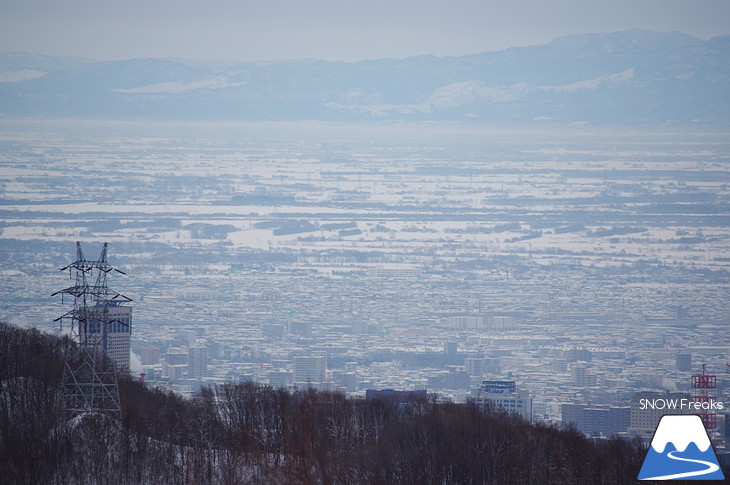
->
left=114, top=75, right=247, bottom=94
left=545, top=68, right=634, bottom=93
left=328, top=68, right=634, bottom=115
left=427, top=80, right=535, bottom=109
left=0, top=69, right=47, bottom=82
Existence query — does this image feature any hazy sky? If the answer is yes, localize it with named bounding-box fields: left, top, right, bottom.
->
left=2, top=0, right=729, bottom=62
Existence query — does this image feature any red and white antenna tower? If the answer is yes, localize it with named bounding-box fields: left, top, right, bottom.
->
left=690, top=363, right=718, bottom=430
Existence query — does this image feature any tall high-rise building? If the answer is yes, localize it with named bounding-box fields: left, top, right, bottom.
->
left=562, top=404, right=585, bottom=430
left=141, top=346, right=160, bottom=365
left=84, top=302, right=132, bottom=370
left=188, top=345, right=208, bottom=379
left=676, top=353, right=692, bottom=372
left=293, top=355, right=326, bottom=388
left=444, top=341, right=458, bottom=356
left=465, top=357, right=484, bottom=377
left=571, top=363, right=597, bottom=387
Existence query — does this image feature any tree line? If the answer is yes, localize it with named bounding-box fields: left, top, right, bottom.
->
left=1, top=322, right=664, bottom=484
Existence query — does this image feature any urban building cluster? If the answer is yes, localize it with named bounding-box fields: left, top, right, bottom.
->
left=1, top=126, right=728, bottom=453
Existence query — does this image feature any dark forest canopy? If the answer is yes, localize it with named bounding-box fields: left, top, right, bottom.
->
left=0, top=321, right=681, bottom=484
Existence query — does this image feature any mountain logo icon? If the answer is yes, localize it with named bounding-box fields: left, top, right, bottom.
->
left=638, top=414, right=725, bottom=480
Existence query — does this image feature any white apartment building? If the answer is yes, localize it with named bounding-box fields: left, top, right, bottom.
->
left=474, top=380, right=532, bottom=421
left=188, top=345, right=208, bottom=379
left=293, top=355, right=326, bottom=388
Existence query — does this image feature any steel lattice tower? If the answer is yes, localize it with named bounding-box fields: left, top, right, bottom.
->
left=53, top=242, right=132, bottom=418
left=691, top=363, right=718, bottom=431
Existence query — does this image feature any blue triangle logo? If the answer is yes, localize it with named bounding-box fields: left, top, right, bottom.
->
left=638, top=414, right=725, bottom=480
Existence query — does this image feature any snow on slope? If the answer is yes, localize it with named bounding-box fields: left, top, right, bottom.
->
left=328, top=68, right=635, bottom=115
left=0, top=69, right=47, bottom=82
left=114, top=74, right=246, bottom=94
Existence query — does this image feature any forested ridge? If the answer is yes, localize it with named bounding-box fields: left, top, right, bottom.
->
left=0, top=322, right=654, bottom=484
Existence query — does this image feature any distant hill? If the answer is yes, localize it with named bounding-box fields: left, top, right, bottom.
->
left=1, top=29, right=728, bottom=126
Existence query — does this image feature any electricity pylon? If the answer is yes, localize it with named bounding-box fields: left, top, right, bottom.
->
left=53, top=242, right=131, bottom=418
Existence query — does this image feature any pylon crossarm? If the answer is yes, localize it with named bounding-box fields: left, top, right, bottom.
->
left=52, top=286, right=88, bottom=298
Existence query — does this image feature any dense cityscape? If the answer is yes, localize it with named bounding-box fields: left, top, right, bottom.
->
left=1, top=122, right=728, bottom=457
left=2, top=0, right=730, bottom=480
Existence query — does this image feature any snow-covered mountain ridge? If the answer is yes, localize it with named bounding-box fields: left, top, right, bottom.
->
left=1, top=29, right=727, bottom=125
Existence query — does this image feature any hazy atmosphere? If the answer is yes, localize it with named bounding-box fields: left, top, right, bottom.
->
left=2, top=0, right=730, bottom=61
left=1, top=1, right=729, bottom=484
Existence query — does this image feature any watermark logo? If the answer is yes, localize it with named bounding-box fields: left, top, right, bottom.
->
left=639, top=398, right=724, bottom=411
left=638, top=414, right=725, bottom=481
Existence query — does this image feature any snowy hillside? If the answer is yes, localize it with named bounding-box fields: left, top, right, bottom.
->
left=1, top=29, right=728, bottom=125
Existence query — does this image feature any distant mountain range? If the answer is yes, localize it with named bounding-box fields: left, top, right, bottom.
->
left=1, top=29, right=728, bottom=125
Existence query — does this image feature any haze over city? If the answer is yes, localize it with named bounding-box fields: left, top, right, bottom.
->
left=1, top=1, right=729, bottom=483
